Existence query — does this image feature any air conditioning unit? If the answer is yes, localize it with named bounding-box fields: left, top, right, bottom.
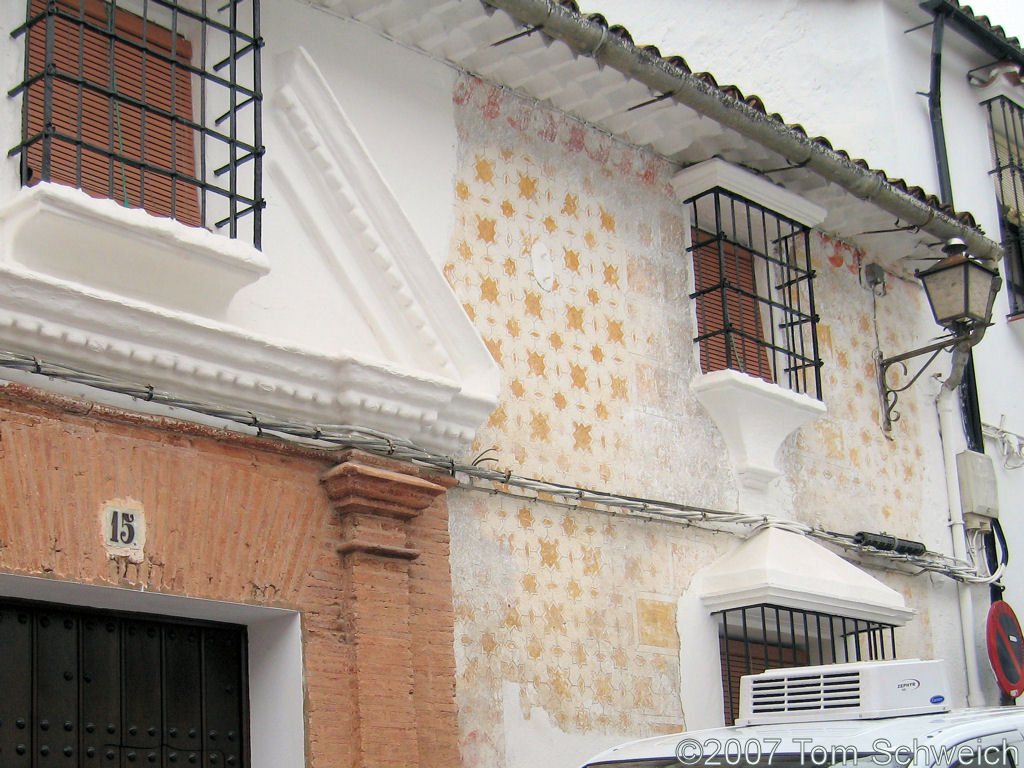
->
left=737, top=659, right=951, bottom=726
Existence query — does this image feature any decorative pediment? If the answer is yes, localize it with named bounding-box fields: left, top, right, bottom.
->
left=0, top=47, right=499, bottom=455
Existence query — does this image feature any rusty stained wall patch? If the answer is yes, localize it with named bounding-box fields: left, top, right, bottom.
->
left=100, top=497, right=146, bottom=563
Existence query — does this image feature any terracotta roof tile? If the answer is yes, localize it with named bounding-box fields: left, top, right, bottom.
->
left=545, top=0, right=991, bottom=228
left=951, top=0, right=1024, bottom=52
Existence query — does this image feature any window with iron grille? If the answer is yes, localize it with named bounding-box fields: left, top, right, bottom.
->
left=985, top=96, right=1024, bottom=316
left=687, top=189, right=822, bottom=399
left=716, top=604, right=896, bottom=725
left=0, top=597, right=249, bottom=767
left=10, top=0, right=263, bottom=247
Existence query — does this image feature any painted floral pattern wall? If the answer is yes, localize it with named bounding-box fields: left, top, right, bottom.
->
left=443, top=74, right=960, bottom=767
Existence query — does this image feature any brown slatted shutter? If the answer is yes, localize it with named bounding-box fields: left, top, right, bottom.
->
left=692, top=231, right=774, bottom=382
left=719, top=637, right=807, bottom=725
left=25, top=0, right=200, bottom=226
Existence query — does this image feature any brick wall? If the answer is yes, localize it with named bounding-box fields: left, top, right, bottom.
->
left=0, top=383, right=459, bottom=768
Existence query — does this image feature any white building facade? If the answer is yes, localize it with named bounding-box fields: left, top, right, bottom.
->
left=0, top=1, right=1018, bottom=767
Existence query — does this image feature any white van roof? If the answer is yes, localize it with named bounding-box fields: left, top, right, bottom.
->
left=583, top=707, right=1024, bottom=767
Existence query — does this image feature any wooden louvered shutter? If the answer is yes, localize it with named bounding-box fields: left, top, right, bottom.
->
left=692, top=232, right=774, bottom=382
left=25, top=0, right=200, bottom=226
left=719, top=637, right=807, bottom=726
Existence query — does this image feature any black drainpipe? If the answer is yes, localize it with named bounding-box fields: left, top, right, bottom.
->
left=923, top=7, right=986, bottom=456
left=924, top=10, right=986, bottom=446
left=928, top=12, right=955, bottom=205
left=922, top=5, right=1006, bottom=621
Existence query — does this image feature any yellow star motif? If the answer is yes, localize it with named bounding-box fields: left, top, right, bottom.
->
left=566, top=305, right=585, bottom=331
left=570, top=363, right=588, bottom=390
left=527, top=350, right=546, bottom=376
left=562, top=193, right=578, bottom=217
left=483, top=335, right=502, bottom=361
left=474, top=155, right=495, bottom=184
left=524, top=291, right=543, bottom=319
left=573, top=422, right=592, bottom=450
left=563, top=248, right=581, bottom=273
left=530, top=411, right=551, bottom=441
left=599, top=206, right=616, bottom=232
left=476, top=216, right=497, bottom=243
left=480, top=277, right=499, bottom=303
left=603, top=263, right=620, bottom=286
left=517, top=172, right=538, bottom=200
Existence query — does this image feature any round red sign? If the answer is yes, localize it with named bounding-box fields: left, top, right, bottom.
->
left=987, top=600, right=1024, bottom=698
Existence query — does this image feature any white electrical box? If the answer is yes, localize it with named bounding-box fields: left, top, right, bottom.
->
left=957, top=450, right=999, bottom=519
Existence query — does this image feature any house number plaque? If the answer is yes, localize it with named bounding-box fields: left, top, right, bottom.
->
left=101, top=500, right=146, bottom=562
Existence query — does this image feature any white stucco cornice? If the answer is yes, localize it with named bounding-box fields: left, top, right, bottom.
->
left=701, top=527, right=915, bottom=626
left=0, top=261, right=495, bottom=453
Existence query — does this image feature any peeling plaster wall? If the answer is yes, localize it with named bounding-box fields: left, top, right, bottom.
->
left=445, top=77, right=968, bottom=767
left=444, top=77, right=732, bottom=502
left=563, top=0, right=1024, bottom=691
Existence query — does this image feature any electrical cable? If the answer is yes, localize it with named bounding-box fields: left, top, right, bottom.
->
left=0, top=348, right=999, bottom=583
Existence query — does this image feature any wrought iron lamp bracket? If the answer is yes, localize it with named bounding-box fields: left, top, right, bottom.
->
left=874, top=330, right=974, bottom=433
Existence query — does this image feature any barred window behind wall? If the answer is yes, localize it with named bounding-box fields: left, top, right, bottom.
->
left=716, top=604, right=897, bottom=726
left=687, top=189, right=822, bottom=399
left=10, top=0, right=264, bottom=246
left=985, top=96, right=1024, bottom=316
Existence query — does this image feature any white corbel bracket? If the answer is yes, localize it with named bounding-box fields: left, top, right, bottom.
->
left=692, top=370, right=826, bottom=493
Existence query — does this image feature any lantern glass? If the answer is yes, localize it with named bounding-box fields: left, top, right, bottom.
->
left=917, top=255, right=999, bottom=330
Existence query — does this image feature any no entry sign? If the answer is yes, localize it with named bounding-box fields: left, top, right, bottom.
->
left=987, top=600, right=1024, bottom=699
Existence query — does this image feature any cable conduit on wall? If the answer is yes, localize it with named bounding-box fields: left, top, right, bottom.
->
left=0, top=348, right=1002, bottom=584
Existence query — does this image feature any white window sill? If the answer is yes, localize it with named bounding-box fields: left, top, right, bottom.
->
left=0, top=184, right=269, bottom=316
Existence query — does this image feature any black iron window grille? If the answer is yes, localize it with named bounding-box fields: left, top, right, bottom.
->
left=10, top=0, right=264, bottom=247
left=716, top=604, right=896, bottom=725
left=687, top=188, right=822, bottom=399
left=985, top=96, right=1024, bottom=317
left=0, top=597, right=249, bottom=767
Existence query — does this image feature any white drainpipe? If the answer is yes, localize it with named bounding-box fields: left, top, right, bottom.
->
left=936, top=382, right=985, bottom=707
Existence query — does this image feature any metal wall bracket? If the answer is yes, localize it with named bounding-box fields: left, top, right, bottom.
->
left=874, top=331, right=974, bottom=432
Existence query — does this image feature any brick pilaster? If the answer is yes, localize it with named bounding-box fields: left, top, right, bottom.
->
left=321, top=451, right=457, bottom=768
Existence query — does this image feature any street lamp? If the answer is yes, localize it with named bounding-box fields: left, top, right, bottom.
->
left=874, top=239, right=1002, bottom=432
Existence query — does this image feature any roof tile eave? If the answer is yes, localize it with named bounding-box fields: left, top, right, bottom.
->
left=485, top=0, right=995, bottom=249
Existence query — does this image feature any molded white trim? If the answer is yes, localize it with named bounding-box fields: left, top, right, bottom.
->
left=700, top=527, right=915, bottom=626
left=270, top=47, right=498, bottom=392
left=0, top=184, right=269, bottom=316
left=0, top=261, right=494, bottom=452
left=672, top=158, right=827, bottom=226
left=974, top=64, right=1024, bottom=111
left=0, top=48, right=500, bottom=455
